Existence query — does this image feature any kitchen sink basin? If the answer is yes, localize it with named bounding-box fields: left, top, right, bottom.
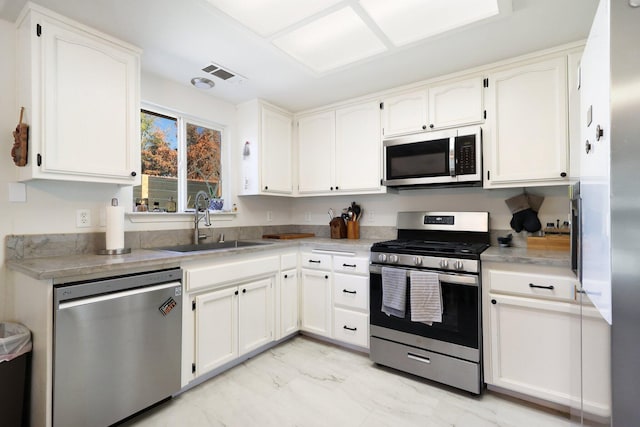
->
left=156, top=240, right=271, bottom=253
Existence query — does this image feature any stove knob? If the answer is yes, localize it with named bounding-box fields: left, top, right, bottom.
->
left=455, top=260, right=464, bottom=270
left=377, top=254, right=387, bottom=262
left=389, top=255, right=399, bottom=263
left=439, top=259, right=449, bottom=269
left=414, top=257, right=423, bottom=266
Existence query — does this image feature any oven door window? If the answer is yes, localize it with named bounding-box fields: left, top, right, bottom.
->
left=370, top=272, right=479, bottom=349
left=386, top=138, right=449, bottom=180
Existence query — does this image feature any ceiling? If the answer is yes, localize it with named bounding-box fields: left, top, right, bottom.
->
left=0, top=0, right=598, bottom=112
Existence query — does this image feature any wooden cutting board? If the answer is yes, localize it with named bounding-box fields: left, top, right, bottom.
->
left=262, top=233, right=315, bottom=239
left=527, top=234, right=570, bottom=251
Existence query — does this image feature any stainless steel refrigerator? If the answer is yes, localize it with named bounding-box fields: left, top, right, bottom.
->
left=578, top=0, right=640, bottom=425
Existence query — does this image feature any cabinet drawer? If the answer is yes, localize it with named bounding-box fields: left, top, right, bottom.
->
left=333, top=256, right=369, bottom=275
left=300, top=252, right=332, bottom=270
left=281, top=252, right=298, bottom=270
left=489, top=269, right=576, bottom=302
left=333, top=273, right=369, bottom=310
left=333, top=308, right=369, bottom=348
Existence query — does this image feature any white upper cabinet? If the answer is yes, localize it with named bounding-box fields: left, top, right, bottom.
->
left=484, top=57, right=569, bottom=188
left=297, top=100, right=383, bottom=196
left=428, top=78, right=484, bottom=130
left=297, top=111, right=335, bottom=194
left=16, top=4, right=141, bottom=184
left=334, top=101, right=382, bottom=193
left=381, top=77, right=484, bottom=138
left=238, top=99, right=293, bottom=195
left=381, top=89, right=429, bottom=137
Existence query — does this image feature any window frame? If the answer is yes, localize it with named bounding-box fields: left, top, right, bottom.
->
left=138, top=102, right=228, bottom=213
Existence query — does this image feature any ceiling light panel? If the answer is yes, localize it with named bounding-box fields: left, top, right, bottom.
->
left=359, top=0, right=501, bottom=46
left=273, top=7, right=387, bottom=73
left=206, top=0, right=342, bottom=37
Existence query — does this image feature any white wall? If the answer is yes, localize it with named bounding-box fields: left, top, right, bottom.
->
left=289, top=186, right=570, bottom=232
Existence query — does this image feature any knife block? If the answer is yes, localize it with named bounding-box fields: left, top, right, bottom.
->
left=330, top=218, right=347, bottom=239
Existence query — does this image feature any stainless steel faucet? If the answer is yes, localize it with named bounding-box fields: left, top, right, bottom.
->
left=194, top=190, right=211, bottom=244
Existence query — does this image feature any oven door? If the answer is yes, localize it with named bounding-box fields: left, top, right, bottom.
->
left=369, top=264, right=480, bottom=362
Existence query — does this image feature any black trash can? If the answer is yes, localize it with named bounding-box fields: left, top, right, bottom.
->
left=0, top=322, right=32, bottom=427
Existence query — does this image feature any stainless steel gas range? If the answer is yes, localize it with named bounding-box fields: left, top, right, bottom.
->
left=369, top=211, right=490, bottom=394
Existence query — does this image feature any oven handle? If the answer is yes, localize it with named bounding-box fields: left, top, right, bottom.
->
left=369, top=264, right=478, bottom=287
left=449, top=137, right=456, bottom=177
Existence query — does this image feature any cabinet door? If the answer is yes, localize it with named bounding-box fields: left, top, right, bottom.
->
left=261, top=106, right=293, bottom=194
left=297, top=112, right=335, bottom=193
left=40, top=18, right=139, bottom=182
left=300, top=269, right=332, bottom=337
left=485, top=57, right=568, bottom=187
left=335, top=101, right=382, bottom=192
left=428, top=77, right=483, bottom=129
left=488, top=293, right=577, bottom=407
left=238, top=277, right=274, bottom=355
left=280, top=269, right=299, bottom=337
left=195, top=287, right=238, bottom=376
left=381, top=89, right=428, bottom=137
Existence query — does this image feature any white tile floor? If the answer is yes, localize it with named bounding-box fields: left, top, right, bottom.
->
left=124, top=336, right=579, bottom=427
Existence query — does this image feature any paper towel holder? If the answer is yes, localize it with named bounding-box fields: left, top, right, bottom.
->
left=98, top=198, right=132, bottom=255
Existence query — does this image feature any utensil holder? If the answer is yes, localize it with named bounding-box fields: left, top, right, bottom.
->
left=330, top=218, right=347, bottom=239
left=347, top=221, right=360, bottom=239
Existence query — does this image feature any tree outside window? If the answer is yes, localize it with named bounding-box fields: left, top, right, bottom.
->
left=134, top=109, right=223, bottom=212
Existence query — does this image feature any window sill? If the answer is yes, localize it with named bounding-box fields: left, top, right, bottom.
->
left=126, top=211, right=236, bottom=223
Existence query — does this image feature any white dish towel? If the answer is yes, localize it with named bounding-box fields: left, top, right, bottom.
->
left=410, top=271, right=442, bottom=325
left=381, top=267, right=407, bottom=318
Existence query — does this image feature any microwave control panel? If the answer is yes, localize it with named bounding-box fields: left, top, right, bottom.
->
left=455, top=135, right=477, bottom=175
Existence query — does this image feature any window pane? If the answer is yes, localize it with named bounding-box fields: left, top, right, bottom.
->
left=186, top=123, right=222, bottom=209
left=133, top=110, right=178, bottom=212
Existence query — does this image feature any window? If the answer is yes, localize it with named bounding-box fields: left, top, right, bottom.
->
left=134, top=108, right=224, bottom=212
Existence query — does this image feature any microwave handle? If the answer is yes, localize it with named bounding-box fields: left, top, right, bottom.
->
left=449, top=137, right=456, bottom=177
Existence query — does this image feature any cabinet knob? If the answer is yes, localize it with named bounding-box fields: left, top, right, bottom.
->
left=264, top=186, right=268, bottom=190
left=560, top=172, right=567, bottom=178
left=130, top=171, right=137, bottom=177
left=284, top=274, right=288, bottom=279
left=235, top=290, right=239, bottom=295
left=596, top=124, right=604, bottom=141
left=491, top=299, right=497, bottom=304
left=242, top=288, right=247, bottom=293
left=324, top=275, right=329, bottom=279
left=422, top=125, right=427, bottom=130
left=585, top=140, right=592, bottom=154
left=335, top=186, right=339, bottom=190
left=429, top=124, right=434, bottom=129
left=330, top=187, right=334, bottom=191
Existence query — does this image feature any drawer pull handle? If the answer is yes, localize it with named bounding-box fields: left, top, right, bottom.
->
left=342, top=289, right=357, bottom=294
left=342, top=263, right=357, bottom=268
left=529, top=283, right=555, bottom=290
left=308, top=260, right=321, bottom=264
left=407, top=352, right=431, bottom=364
left=343, top=325, right=357, bottom=331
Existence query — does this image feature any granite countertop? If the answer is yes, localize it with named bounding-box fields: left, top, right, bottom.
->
left=481, top=245, right=571, bottom=268
left=6, top=238, right=380, bottom=282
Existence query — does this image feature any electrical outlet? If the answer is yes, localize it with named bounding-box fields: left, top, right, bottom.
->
left=304, top=212, right=312, bottom=222
left=367, top=210, right=375, bottom=224
left=76, top=209, right=91, bottom=228
left=266, top=211, right=273, bottom=222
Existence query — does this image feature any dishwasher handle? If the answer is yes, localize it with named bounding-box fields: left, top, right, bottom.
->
left=58, top=282, right=181, bottom=310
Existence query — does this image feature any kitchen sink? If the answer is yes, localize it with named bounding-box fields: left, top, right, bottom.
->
left=155, top=240, right=271, bottom=253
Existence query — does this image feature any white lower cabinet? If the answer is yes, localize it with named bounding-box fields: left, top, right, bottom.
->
left=280, top=268, right=299, bottom=337
left=195, top=287, right=238, bottom=376
left=195, top=277, right=274, bottom=377
left=483, top=262, right=610, bottom=417
left=300, top=269, right=332, bottom=337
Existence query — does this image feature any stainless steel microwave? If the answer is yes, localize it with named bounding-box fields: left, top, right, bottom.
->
left=382, top=126, right=482, bottom=188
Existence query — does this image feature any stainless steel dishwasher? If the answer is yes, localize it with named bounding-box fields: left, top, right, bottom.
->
left=53, top=268, right=182, bottom=427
